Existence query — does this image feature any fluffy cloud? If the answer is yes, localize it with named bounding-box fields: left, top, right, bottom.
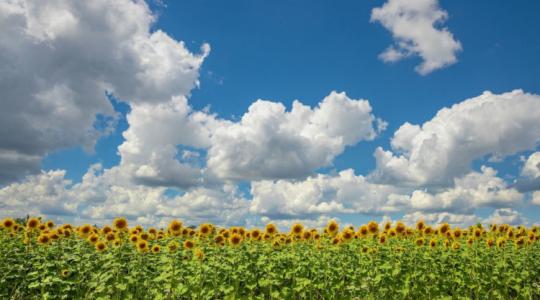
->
left=401, top=211, right=481, bottom=227
left=408, top=166, right=523, bottom=214
left=516, top=152, right=540, bottom=192
left=371, top=90, right=540, bottom=187
left=371, top=0, right=462, bottom=74
left=483, top=208, right=527, bottom=226
left=250, top=169, right=409, bottom=219
left=0, top=0, right=208, bottom=184
left=207, top=91, right=385, bottom=181
left=532, top=191, right=540, bottom=206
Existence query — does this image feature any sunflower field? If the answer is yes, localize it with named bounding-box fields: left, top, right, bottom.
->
left=1, top=217, right=539, bottom=299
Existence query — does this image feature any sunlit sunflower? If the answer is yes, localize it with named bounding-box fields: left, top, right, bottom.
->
left=130, top=234, right=139, bottom=244
left=388, top=228, right=397, bottom=237
left=95, top=241, right=107, bottom=252
left=151, top=244, right=161, bottom=253
left=184, top=239, right=195, bottom=249
left=358, top=225, right=368, bottom=237
left=416, top=220, right=425, bottom=232
left=496, top=237, right=506, bottom=248
left=291, top=223, right=304, bottom=236
left=341, top=229, right=354, bottom=241
left=37, top=234, right=50, bottom=244
left=101, top=226, right=113, bottom=235
left=424, top=226, right=433, bottom=235
left=129, top=228, right=140, bottom=236
left=214, top=235, right=225, bottom=244
left=229, top=234, right=243, bottom=246
left=61, top=269, right=70, bottom=278
left=26, top=218, right=40, bottom=230
left=113, top=239, right=122, bottom=247
left=105, top=232, right=116, bottom=242
left=112, top=217, right=128, bottom=231
left=486, top=239, right=494, bottom=248
left=507, top=229, right=514, bottom=239
left=302, top=230, right=312, bottom=241
left=415, top=237, right=424, bottom=246
left=87, top=233, right=99, bottom=244
left=438, top=223, right=450, bottom=235
left=250, top=228, right=262, bottom=240
left=444, top=239, right=451, bottom=248
left=452, top=242, right=461, bottom=250
left=515, top=237, right=525, bottom=247
left=265, top=223, right=277, bottom=235
left=429, top=239, right=437, bottom=248
left=395, top=222, right=406, bottom=234
left=1, top=218, right=15, bottom=229
left=137, top=240, right=149, bottom=253
left=378, top=234, right=387, bottom=244
left=452, top=228, right=462, bottom=239
left=79, top=224, right=93, bottom=237
left=367, top=221, right=379, bottom=234
left=332, top=236, right=341, bottom=245
left=38, top=224, right=47, bottom=231
left=168, top=220, right=183, bottom=233
left=326, top=220, right=339, bottom=236
left=46, top=220, right=55, bottom=228
left=474, top=228, right=482, bottom=238
left=384, top=222, right=392, bottom=232
left=466, top=238, right=474, bottom=246
left=148, top=227, right=157, bottom=236
left=272, top=240, right=281, bottom=248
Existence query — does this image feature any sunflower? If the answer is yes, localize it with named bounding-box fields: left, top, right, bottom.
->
left=452, top=242, right=461, bottom=250
left=61, top=269, right=70, bottom=278
left=148, top=227, right=157, bottom=236
left=167, top=241, right=179, bottom=253
left=367, top=221, right=379, bottom=234
left=265, top=223, right=277, bottom=235
left=395, top=222, right=406, bottom=234
left=49, top=231, right=60, bottom=241
left=291, top=223, right=304, bottom=235
left=37, top=234, right=50, bottom=244
left=358, top=225, right=368, bottom=237
left=312, top=232, right=321, bottom=240
left=416, top=220, right=425, bottom=232
left=486, top=239, right=494, bottom=248
left=507, top=229, right=514, bottom=239
left=113, top=239, right=122, bottom=247
left=452, top=228, right=462, bottom=239
left=140, top=232, right=150, bottom=241
left=474, top=228, right=482, bottom=238
left=272, top=240, right=281, bottom=248
left=444, top=239, right=451, bottom=248
left=332, top=236, right=341, bottom=245
left=214, top=235, right=225, bottom=244
left=46, top=220, right=55, bottom=228
left=490, top=224, right=497, bottom=232
left=26, top=218, right=40, bottom=230
left=438, top=223, right=450, bottom=235
left=184, top=239, right=195, bottom=249
left=466, top=238, right=474, bottom=246
left=229, top=234, right=242, bottom=246
left=341, top=229, right=354, bottom=241
left=113, top=217, right=128, bottom=231
left=130, top=234, right=139, bottom=244
left=388, top=228, right=397, bottom=237
left=136, top=240, right=149, bottom=253
left=415, top=237, right=424, bottom=246
left=238, top=227, right=246, bottom=237
left=105, top=232, right=116, bottom=242
left=63, top=229, right=72, bottom=238
left=199, top=223, right=212, bottom=236
left=302, top=230, right=312, bottom=241
left=151, top=244, right=161, bottom=253
left=38, top=224, right=47, bottom=231
left=129, top=228, right=140, bottom=236
left=496, top=237, right=506, bottom=248
left=79, top=224, right=92, bottom=237
left=515, top=237, right=525, bottom=247
left=87, top=234, right=99, bottom=244
left=361, top=246, right=369, bottom=253
left=101, top=226, right=113, bottom=235
left=168, top=220, right=183, bottom=233
left=429, top=239, right=437, bottom=248
left=326, top=220, right=339, bottom=236
left=1, top=218, right=15, bottom=229
left=95, top=241, right=107, bottom=252
left=384, top=222, right=392, bottom=231
left=378, top=234, right=387, bottom=244
left=250, top=228, right=262, bottom=240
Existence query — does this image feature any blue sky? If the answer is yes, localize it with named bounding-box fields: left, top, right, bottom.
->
left=2, top=0, right=540, bottom=228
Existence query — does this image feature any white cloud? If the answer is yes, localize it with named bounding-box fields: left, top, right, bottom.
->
left=371, top=90, right=540, bottom=187
left=207, top=91, right=384, bottom=181
left=250, top=169, right=410, bottom=219
left=483, top=208, right=526, bottom=226
left=371, top=0, right=462, bottom=74
left=401, top=211, right=481, bottom=227
left=408, top=166, right=523, bottom=214
left=0, top=0, right=208, bottom=184
left=522, top=152, right=540, bottom=178
left=531, top=191, right=540, bottom=206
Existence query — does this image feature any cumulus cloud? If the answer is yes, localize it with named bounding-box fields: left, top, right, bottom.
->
left=408, top=166, right=523, bottom=214
left=0, top=0, right=208, bottom=184
left=483, top=208, right=527, bottom=226
left=401, top=211, right=481, bottom=227
left=515, top=152, right=540, bottom=192
left=371, top=0, right=462, bottom=74
left=207, top=91, right=385, bottom=181
left=370, top=90, right=540, bottom=187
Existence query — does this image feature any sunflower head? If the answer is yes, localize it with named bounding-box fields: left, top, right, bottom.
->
left=486, top=239, right=494, bottom=248
left=474, top=228, right=482, bottom=238
left=105, top=232, right=116, bottom=241
left=429, top=239, right=437, bottom=248
left=37, top=234, right=50, bottom=244
left=467, top=238, right=474, bottom=245
left=384, top=222, right=392, bottom=231
left=496, top=237, right=506, bottom=248
left=250, top=229, right=261, bottom=240
left=265, top=223, right=277, bottom=235
left=367, top=221, right=379, bottom=234
left=46, top=220, right=55, bottom=229
left=95, top=241, right=107, bottom=252
left=130, top=234, right=139, bottom=243
left=229, top=234, right=242, bottom=246
left=101, top=226, right=113, bottom=234
left=378, top=234, right=387, bottom=244
left=515, top=237, right=525, bottom=247
left=395, top=221, right=406, bottom=234
left=452, top=242, right=461, bottom=250
left=358, top=225, right=369, bottom=237
left=302, top=230, right=312, bottom=241
left=291, top=223, right=304, bottom=235
left=137, top=240, right=149, bottom=253
left=415, top=237, right=424, bottom=247
left=79, top=224, right=93, bottom=237
left=326, top=220, right=339, bottom=236
left=151, top=244, right=161, bottom=253
left=27, top=218, right=40, bottom=230
left=112, top=218, right=128, bottom=231
left=2, top=218, right=15, bottom=229
left=416, top=220, right=425, bottom=231
left=452, top=228, right=462, bottom=239
left=61, top=269, right=70, bottom=278
left=87, top=233, right=99, bottom=244
left=184, top=239, right=195, bottom=249
left=342, top=229, right=354, bottom=241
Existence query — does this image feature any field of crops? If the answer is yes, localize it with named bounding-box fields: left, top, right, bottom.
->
left=1, top=217, right=539, bottom=299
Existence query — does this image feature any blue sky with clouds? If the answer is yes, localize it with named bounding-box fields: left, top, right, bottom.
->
left=2, top=0, right=540, bottom=228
